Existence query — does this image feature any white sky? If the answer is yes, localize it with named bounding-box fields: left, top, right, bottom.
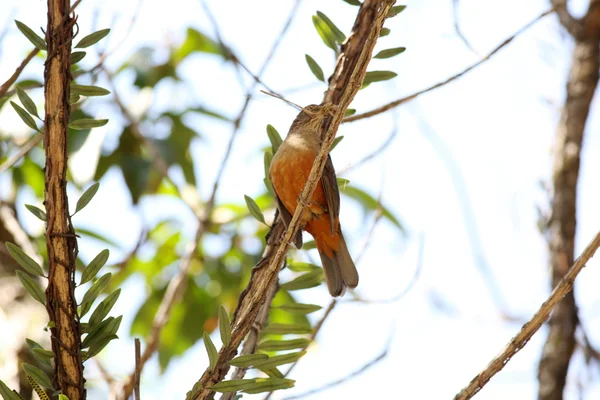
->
left=2, top=0, right=600, bottom=399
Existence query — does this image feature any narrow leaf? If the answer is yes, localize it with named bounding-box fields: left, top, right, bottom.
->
left=374, top=47, right=406, bottom=59
left=228, top=353, right=269, bottom=368
left=241, top=378, right=295, bottom=394
left=203, top=332, right=218, bottom=372
left=0, top=379, right=21, bottom=400
left=342, top=185, right=405, bottom=233
left=5, top=242, right=43, bottom=276
left=316, top=12, right=345, bottom=43
left=75, top=29, right=110, bottom=48
left=342, top=0, right=361, bottom=5
left=69, top=118, right=108, bottom=130
left=74, top=182, right=100, bottom=215
left=16, top=86, right=38, bottom=118
left=362, top=71, right=397, bottom=86
left=259, top=368, right=284, bottom=379
left=82, top=317, right=113, bottom=348
left=22, top=363, right=52, bottom=389
left=286, top=261, right=320, bottom=272
left=264, top=150, right=273, bottom=178
left=10, top=101, right=38, bottom=131
left=380, top=28, right=391, bottom=37
left=79, top=272, right=111, bottom=317
left=258, top=339, right=310, bottom=351
left=253, top=352, right=306, bottom=370
left=86, top=334, right=118, bottom=359
left=15, top=21, right=46, bottom=50
left=80, top=248, right=109, bottom=285
left=71, top=51, right=86, bottom=64
left=345, top=108, right=356, bottom=117
left=16, top=271, right=45, bottom=305
left=387, top=5, right=407, bottom=18
left=218, top=305, right=232, bottom=346
left=312, top=15, right=338, bottom=51
left=69, top=93, right=80, bottom=104
left=330, top=135, right=344, bottom=150
left=26, top=339, right=51, bottom=367
left=244, top=195, right=266, bottom=225
left=266, top=125, right=282, bottom=153
left=25, top=204, right=46, bottom=221
left=58, top=395, right=70, bottom=400
left=88, top=288, right=121, bottom=328
left=209, top=379, right=257, bottom=393
left=70, top=84, right=110, bottom=97
left=277, top=303, right=322, bottom=314
left=262, top=323, right=312, bottom=335
left=305, top=54, right=324, bottom=82
left=32, top=348, right=54, bottom=360
left=280, top=270, right=323, bottom=291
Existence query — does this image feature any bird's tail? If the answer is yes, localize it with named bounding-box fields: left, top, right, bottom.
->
left=315, top=228, right=359, bottom=297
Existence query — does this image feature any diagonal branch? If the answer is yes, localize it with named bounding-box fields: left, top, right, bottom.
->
left=344, top=7, right=555, bottom=123
left=453, top=231, right=600, bottom=400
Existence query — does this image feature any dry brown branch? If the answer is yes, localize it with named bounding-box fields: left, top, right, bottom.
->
left=453, top=231, right=600, bottom=400
left=134, top=338, right=141, bottom=400
left=43, top=0, right=84, bottom=398
left=344, top=7, right=554, bottom=123
left=551, top=0, right=580, bottom=37
left=537, top=1, right=600, bottom=397
left=185, top=4, right=396, bottom=396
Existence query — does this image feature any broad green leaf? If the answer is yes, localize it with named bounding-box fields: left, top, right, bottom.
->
left=241, top=378, right=295, bottom=394
left=86, top=334, right=118, bottom=359
left=305, top=54, right=324, bottom=82
left=203, top=332, right=218, bottom=372
left=0, top=379, right=21, bottom=400
left=258, top=338, right=310, bottom=351
left=277, top=303, right=322, bottom=314
left=25, top=204, right=46, bottom=221
left=26, top=339, right=51, bottom=367
left=173, top=28, right=222, bottom=63
left=22, top=363, right=52, bottom=389
left=262, top=323, right=312, bottom=335
left=75, top=29, right=110, bottom=48
left=330, top=135, right=344, bottom=150
left=80, top=272, right=111, bottom=317
left=253, top=351, right=306, bottom=369
left=280, top=270, right=323, bottom=291
left=342, top=0, right=361, bottom=5
left=32, top=348, right=54, bottom=360
left=342, top=185, right=405, bottom=233
left=74, top=181, right=100, bottom=214
left=71, top=84, right=110, bottom=97
left=15, top=21, right=46, bottom=50
left=209, top=379, right=257, bottom=393
left=228, top=353, right=269, bottom=368
left=244, top=195, right=266, bottom=225
left=88, top=288, right=120, bottom=328
left=5, top=242, right=43, bottom=276
left=312, top=15, right=338, bottom=51
left=218, top=305, right=232, bottom=346
left=266, top=125, right=282, bottom=153
left=80, top=249, right=109, bottom=285
left=69, top=118, right=108, bottom=130
left=374, top=47, right=406, bottom=59
left=380, top=28, right=391, bottom=37
left=316, top=12, right=345, bottom=43
left=387, top=5, right=407, bottom=18
left=363, top=71, right=397, bottom=86
left=10, top=102, right=38, bottom=131
left=16, top=271, right=45, bottom=305
left=71, top=51, right=86, bottom=64
left=16, top=86, right=38, bottom=118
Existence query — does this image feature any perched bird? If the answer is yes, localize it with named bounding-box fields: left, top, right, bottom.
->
left=269, top=104, right=358, bottom=296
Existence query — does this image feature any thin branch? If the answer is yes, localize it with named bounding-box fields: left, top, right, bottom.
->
left=451, top=0, right=478, bottom=54
left=0, top=134, right=42, bottom=174
left=453, top=231, right=600, bottom=400
left=551, top=0, right=580, bottom=37
left=134, top=338, right=141, bottom=400
left=344, top=7, right=555, bottom=123
left=338, top=122, right=398, bottom=175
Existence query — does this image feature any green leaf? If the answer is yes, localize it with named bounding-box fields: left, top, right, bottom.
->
left=32, top=348, right=54, bottom=360
left=5, top=242, right=43, bottom=276
left=316, top=12, right=345, bottom=43
left=74, top=181, right=100, bottom=215
left=305, top=54, right=324, bottom=82
left=76, top=227, right=121, bottom=248
left=244, top=195, right=266, bottom=225
left=253, top=351, right=306, bottom=370
left=330, top=135, right=344, bottom=151
left=362, top=71, right=397, bottom=87
left=75, top=28, right=110, bottom=48
left=280, top=270, right=323, bottom=291
left=266, top=125, right=282, bottom=153
left=345, top=108, right=356, bottom=117
left=71, top=51, right=86, bottom=64
left=88, top=288, right=121, bottom=328
left=258, top=338, right=310, bottom=351
left=312, top=15, right=338, bottom=52
left=25, top=204, right=46, bottom=221
left=173, top=28, right=222, bottom=63
left=259, top=368, right=284, bottom=378
left=337, top=177, right=350, bottom=189
left=69, top=118, right=108, bottom=130
left=208, top=379, right=257, bottom=393
left=286, top=261, right=320, bottom=272
left=82, top=317, right=113, bottom=348
left=218, top=305, right=232, bottom=346
left=203, top=332, right=218, bottom=372
left=22, top=363, right=52, bottom=390
left=15, top=21, right=46, bottom=50
left=0, top=379, right=21, bottom=400
left=262, top=323, right=312, bottom=335
left=69, top=93, right=80, bottom=104
left=380, top=28, right=391, bottom=37
left=342, top=185, right=405, bottom=233
left=16, top=271, right=45, bottom=305
left=80, top=249, right=109, bottom=285
left=58, top=394, right=70, bottom=400
left=374, top=47, right=406, bottom=59
left=300, top=240, right=316, bottom=250
left=241, top=378, right=295, bottom=394
left=80, top=272, right=111, bottom=317
left=16, top=86, right=38, bottom=118
left=10, top=101, right=38, bottom=131
left=228, top=353, right=269, bottom=368
left=86, top=334, right=118, bottom=359
left=26, top=339, right=51, bottom=367
left=277, top=303, right=322, bottom=314
left=342, top=0, right=361, bottom=5
left=387, top=5, right=407, bottom=18
left=264, top=150, right=273, bottom=178
left=70, top=84, right=110, bottom=97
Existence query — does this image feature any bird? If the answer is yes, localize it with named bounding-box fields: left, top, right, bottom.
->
left=269, top=104, right=358, bottom=296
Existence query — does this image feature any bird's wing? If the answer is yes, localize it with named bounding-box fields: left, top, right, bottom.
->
left=321, top=154, right=341, bottom=236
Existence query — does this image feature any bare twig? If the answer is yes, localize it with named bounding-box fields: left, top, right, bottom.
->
left=453, top=231, right=600, bottom=400
left=551, top=0, right=580, bottom=37
left=451, top=0, right=478, bottom=54
left=134, top=338, right=141, bottom=400
left=338, top=122, right=398, bottom=174
left=344, top=8, right=555, bottom=123
left=0, top=134, right=42, bottom=174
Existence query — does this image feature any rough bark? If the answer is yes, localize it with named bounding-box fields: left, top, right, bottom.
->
left=43, top=0, right=84, bottom=399
left=538, top=2, right=600, bottom=399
